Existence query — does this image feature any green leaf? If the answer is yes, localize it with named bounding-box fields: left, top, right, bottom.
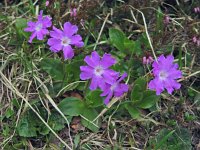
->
left=74, top=134, right=81, bottom=148
left=131, top=77, right=147, bottom=101
left=109, top=28, right=125, bottom=51
left=131, top=84, right=143, bottom=101
left=124, top=38, right=135, bottom=51
left=155, top=130, right=175, bottom=150
left=39, top=124, right=50, bottom=135
left=17, top=106, right=47, bottom=137
left=5, top=108, right=14, bottom=118
left=58, top=97, right=85, bottom=116
left=40, top=58, right=67, bottom=81
left=125, top=104, right=140, bottom=119
left=81, top=108, right=100, bottom=132
left=39, top=111, right=72, bottom=135
left=66, top=60, right=84, bottom=81
left=134, top=77, right=147, bottom=90
left=86, top=90, right=104, bottom=107
left=155, top=7, right=164, bottom=35
left=49, top=112, right=67, bottom=130
left=15, top=18, right=27, bottom=30
left=133, top=40, right=142, bottom=55
left=194, top=93, right=200, bottom=106
left=12, top=98, right=20, bottom=109
left=137, top=90, right=160, bottom=109
left=150, top=128, right=192, bottom=150
left=15, top=18, right=29, bottom=39
left=17, top=114, right=37, bottom=137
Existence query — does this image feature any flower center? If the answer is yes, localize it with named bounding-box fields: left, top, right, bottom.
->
left=159, top=70, right=168, bottom=80
left=94, top=66, right=104, bottom=76
left=35, top=23, right=43, bottom=31
left=110, top=83, right=117, bottom=91
left=61, top=37, right=71, bottom=46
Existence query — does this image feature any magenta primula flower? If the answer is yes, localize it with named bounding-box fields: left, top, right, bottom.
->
left=100, top=73, right=129, bottom=105
left=47, top=22, right=84, bottom=59
left=24, top=10, right=52, bottom=43
left=148, top=55, right=182, bottom=95
left=80, top=51, right=118, bottom=90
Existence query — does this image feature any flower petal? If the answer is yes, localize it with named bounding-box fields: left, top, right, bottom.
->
left=114, top=83, right=128, bottom=97
left=89, top=76, right=99, bottom=90
left=84, top=51, right=100, bottom=67
left=101, top=53, right=116, bottom=69
left=41, top=29, right=49, bottom=35
left=104, top=92, right=113, bottom=105
left=70, top=35, right=84, bottom=47
left=38, top=10, right=43, bottom=21
left=36, top=31, right=44, bottom=40
left=49, top=26, right=63, bottom=39
left=63, top=45, right=74, bottom=59
left=100, top=84, right=111, bottom=96
left=28, top=32, right=37, bottom=43
left=80, top=66, right=93, bottom=80
left=103, top=70, right=118, bottom=84
left=63, top=22, right=78, bottom=36
left=148, top=78, right=164, bottom=95
left=47, top=38, right=62, bottom=51
left=42, top=16, right=52, bottom=27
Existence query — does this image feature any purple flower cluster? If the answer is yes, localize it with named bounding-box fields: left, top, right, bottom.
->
left=24, top=9, right=183, bottom=106
left=24, top=10, right=52, bottom=43
left=148, top=55, right=182, bottom=95
left=47, top=22, right=84, bottom=59
left=80, top=51, right=129, bottom=105
left=24, top=10, right=84, bottom=60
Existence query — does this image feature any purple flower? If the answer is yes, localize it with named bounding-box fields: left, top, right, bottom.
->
left=24, top=10, right=52, bottom=43
left=80, top=51, right=118, bottom=90
left=100, top=73, right=128, bottom=105
left=47, top=22, right=84, bottom=59
left=148, top=55, right=182, bottom=95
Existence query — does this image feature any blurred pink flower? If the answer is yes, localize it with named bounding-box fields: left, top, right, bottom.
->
left=46, top=0, right=49, bottom=6
left=70, top=8, right=77, bottom=17
left=192, top=36, right=200, bottom=46
left=164, top=15, right=170, bottom=24
left=143, top=56, right=154, bottom=65
left=192, top=36, right=197, bottom=43
left=194, top=7, right=200, bottom=13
